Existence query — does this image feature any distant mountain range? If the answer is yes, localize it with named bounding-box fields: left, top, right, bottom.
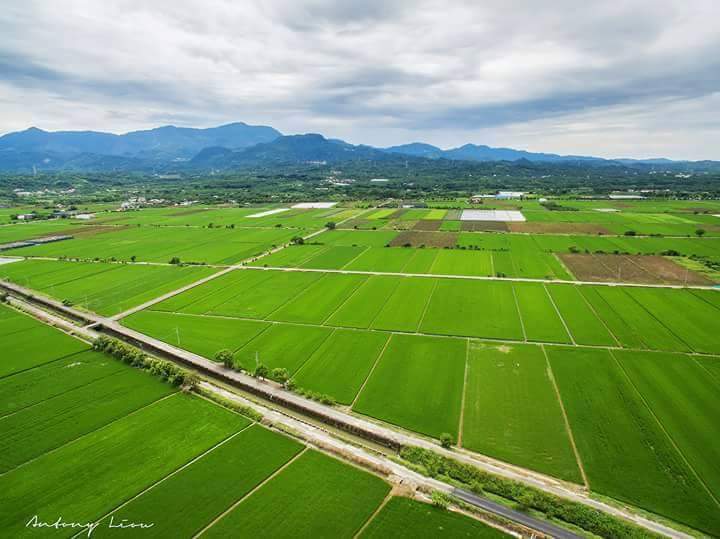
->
left=0, top=122, right=717, bottom=173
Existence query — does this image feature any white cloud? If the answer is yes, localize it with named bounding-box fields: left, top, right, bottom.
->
left=0, top=0, right=718, bottom=159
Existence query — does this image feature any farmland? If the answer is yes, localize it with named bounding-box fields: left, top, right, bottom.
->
left=2, top=301, right=504, bottom=538
left=3, top=199, right=720, bottom=536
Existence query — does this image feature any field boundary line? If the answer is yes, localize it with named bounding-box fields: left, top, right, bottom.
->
left=199, top=270, right=278, bottom=316
left=152, top=308, right=720, bottom=360
left=457, top=338, right=471, bottom=447
left=621, top=289, right=693, bottom=352
left=352, top=491, right=393, bottom=538
left=543, top=283, right=575, bottom=345
left=489, top=251, right=496, bottom=276
left=541, top=345, right=589, bottom=490
left=338, top=245, right=371, bottom=270
left=688, top=289, right=720, bottom=314
left=0, top=346, right=90, bottom=382
left=609, top=350, right=720, bottom=508
left=574, top=285, right=623, bottom=347
left=70, top=423, right=255, bottom=539
left=689, top=356, right=720, bottom=389
left=0, top=392, right=179, bottom=478
left=414, top=278, right=439, bottom=332
left=194, top=447, right=308, bottom=538
left=321, top=274, right=371, bottom=325
left=510, top=283, right=528, bottom=342
left=0, top=365, right=125, bottom=420
left=288, top=327, right=336, bottom=378
left=351, top=334, right=393, bottom=408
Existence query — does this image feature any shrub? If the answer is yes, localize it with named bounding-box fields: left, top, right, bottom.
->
left=439, top=433, right=454, bottom=449
left=253, top=363, right=269, bottom=379
left=431, top=490, right=451, bottom=509
left=624, top=230, right=637, bottom=236
left=169, top=256, right=181, bottom=264
left=325, top=221, right=336, bottom=229
left=270, top=367, right=290, bottom=383
left=215, top=349, right=235, bottom=369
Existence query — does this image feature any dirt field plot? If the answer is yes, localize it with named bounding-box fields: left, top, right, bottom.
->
left=560, top=253, right=714, bottom=285
left=548, top=347, right=719, bottom=535
left=412, top=219, right=442, bottom=231
left=461, top=221, right=509, bottom=232
left=462, top=342, right=581, bottom=483
left=389, top=230, right=458, bottom=248
left=509, top=222, right=612, bottom=234
left=204, top=450, right=390, bottom=538
left=353, top=334, right=466, bottom=439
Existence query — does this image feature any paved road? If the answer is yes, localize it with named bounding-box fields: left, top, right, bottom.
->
left=452, top=488, right=580, bottom=539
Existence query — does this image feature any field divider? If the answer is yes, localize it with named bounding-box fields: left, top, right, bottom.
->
left=193, top=447, right=309, bottom=538
left=321, top=275, right=371, bottom=325
left=414, top=278, right=439, bottom=332
left=543, top=283, right=575, bottom=345
left=352, top=491, right=393, bottom=538
left=0, top=392, right=179, bottom=478
left=69, top=422, right=256, bottom=539
left=609, top=350, right=720, bottom=509
left=621, top=289, right=694, bottom=352
left=350, top=334, right=393, bottom=409
left=510, top=284, right=528, bottom=342
left=337, top=244, right=371, bottom=270
left=457, top=338, right=471, bottom=447
left=541, top=345, right=589, bottom=490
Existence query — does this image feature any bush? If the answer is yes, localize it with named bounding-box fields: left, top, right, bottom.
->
left=215, top=349, right=235, bottom=369
left=439, top=432, right=454, bottom=449
left=253, top=363, right=269, bottom=379
left=624, top=230, right=637, bottom=236
left=270, top=367, right=290, bottom=383
left=400, top=446, right=654, bottom=539
left=325, top=221, right=336, bottom=229
left=169, top=256, right=181, bottom=264
left=431, top=490, right=451, bottom=509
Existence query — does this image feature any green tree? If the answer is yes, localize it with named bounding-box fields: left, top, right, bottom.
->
left=439, top=432, right=454, bottom=449
left=696, top=228, right=706, bottom=237
left=169, top=256, right=181, bottom=264
left=325, top=221, right=336, bottom=229
left=215, top=349, right=234, bottom=369
left=254, top=363, right=269, bottom=379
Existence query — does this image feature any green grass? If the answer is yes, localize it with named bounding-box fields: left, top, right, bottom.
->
left=462, top=342, right=581, bottom=483
left=326, top=275, right=401, bottom=328
left=0, top=394, right=247, bottom=538
left=234, top=323, right=333, bottom=373
left=371, top=277, right=436, bottom=332
left=430, top=250, right=493, bottom=276
left=353, top=334, right=466, bottom=439
left=547, top=347, right=720, bottom=535
left=345, top=247, right=415, bottom=272
left=0, top=350, right=125, bottom=416
left=512, top=283, right=570, bottom=343
left=268, top=272, right=367, bottom=324
left=615, top=350, right=720, bottom=502
left=94, top=425, right=302, bottom=538
left=546, top=284, right=616, bottom=346
left=300, top=246, right=368, bottom=269
left=420, top=280, right=524, bottom=340
left=360, top=496, right=508, bottom=538
left=123, top=310, right=269, bottom=360
left=0, top=367, right=174, bottom=472
left=204, top=449, right=390, bottom=538
left=294, top=330, right=389, bottom=404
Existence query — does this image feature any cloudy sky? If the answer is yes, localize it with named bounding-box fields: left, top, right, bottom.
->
left=1, top=0, right=719, bottom=159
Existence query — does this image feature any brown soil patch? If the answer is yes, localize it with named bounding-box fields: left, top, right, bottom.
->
left=560, top=253, right=714, bottom=285
left=444, top=209, right=462, bottom=220
left=389, top=230, right=458, bottom=248
left=388, top=220, right=417, bottom=230
left=509, top=222, right=612, bottom=235
left=48, top=224, right=128, bottom=238
left=461, top=221, right=509, bottom=232
left=413, top=220, right=442, bottom=231
left=385, top=209, right=408, bottom=219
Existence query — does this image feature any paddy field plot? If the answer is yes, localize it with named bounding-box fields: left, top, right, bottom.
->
left=233, top=323, right=333, bottom=373
left=353, top=334, right=466, bottom=439
left=94, top=425, right=303, bottom=538
left=0, top=367, right=174, bottom=472
left=545, top=284, right=617, bottom=346
left=615, top=350, right=720, bottom=502
left=325, top=275, right=401, bottom=328
left=293, top=329, right=389, bottom=404
left=512, top=283, right=570, bottom=343
left=203, top=449, right=390, bottom=539
left=369, top=276, right=436, bottom=332
left=0, top=394, right=247, bottom=538
left=0, top=350, right=124, bottom=416
left=420, top=280, right=524, bottom=340
left=461, top=342, right=581, bottom=483
left=0, top=305, right=89, bottom=377
left=0, top=259, right=217, bottom=316
left=360, top=496, right=508, bottom=538
left=122, top=310, right=270, bottom=361
left=547, top=347, right=720, bottom=535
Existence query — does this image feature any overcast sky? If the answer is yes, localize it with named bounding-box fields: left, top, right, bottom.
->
left=1, top=0, right=719, bottom=159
